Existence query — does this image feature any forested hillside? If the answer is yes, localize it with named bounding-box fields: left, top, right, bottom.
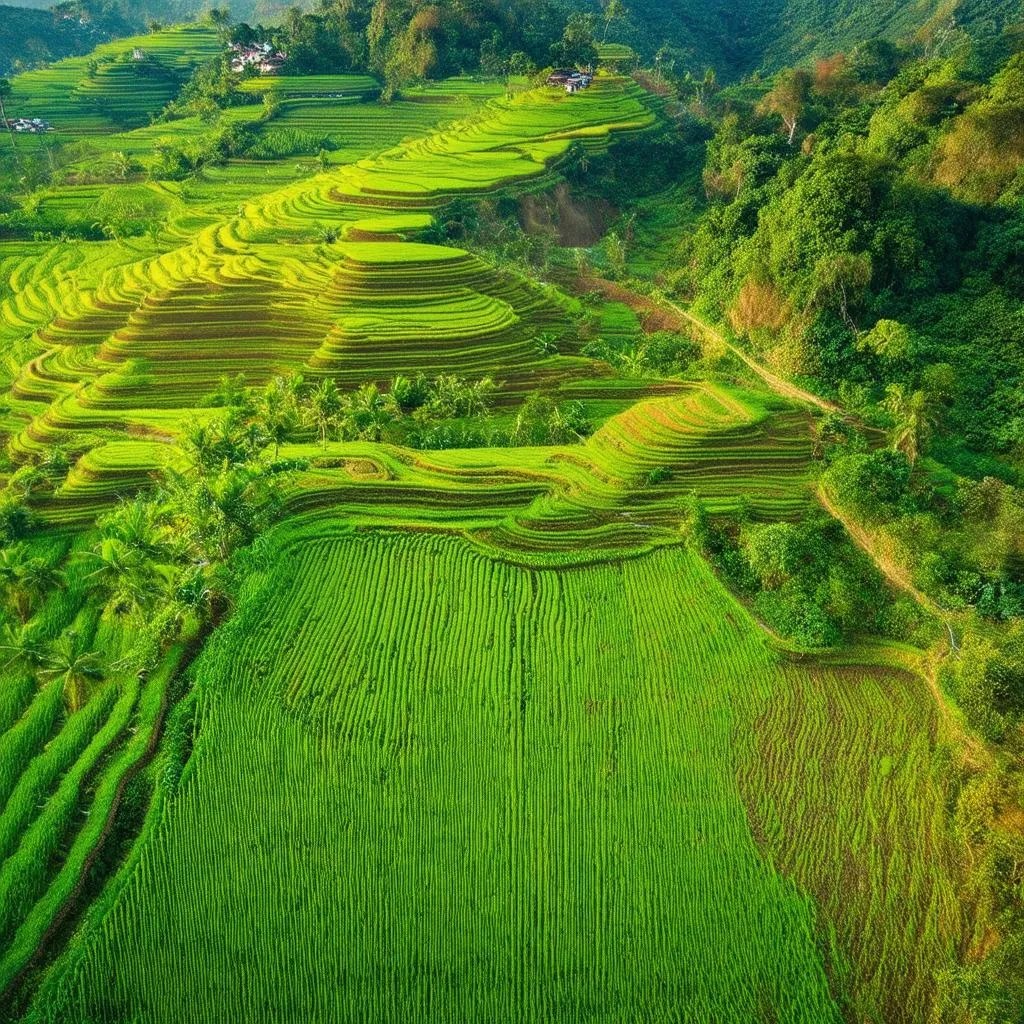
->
left=751, top=0, right=1024, bottom=69
left=579, top=0, right=1022, bottom=75
left=0, top=4, right=130, bottom=74
left=7, top=0, right=1021, bottom=80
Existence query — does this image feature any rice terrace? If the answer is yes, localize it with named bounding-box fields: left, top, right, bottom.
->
left=0, top=2, right=1022, bottom=1023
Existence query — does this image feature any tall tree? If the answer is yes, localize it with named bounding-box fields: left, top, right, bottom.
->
left=759, top=69, right=812, bottom=144
left=0, top=547, right=62, bottom=625
left=551, top=12, right=597, bottom=69
left=0, top=79, right=16, bottom=154
left=602, top=0, right=626, bottom=43
left=305, top=378, right=342, bottom=448
left=882, top=384, right=938, bottom=466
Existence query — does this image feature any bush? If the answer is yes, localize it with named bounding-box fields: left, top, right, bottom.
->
left=823, top=449, right=912, bottom=523
left=238, top=128, right=332, bottom=160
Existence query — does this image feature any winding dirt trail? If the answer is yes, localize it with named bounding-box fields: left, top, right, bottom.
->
left=818, top=486, right=991, bottom=766
left=577, top=275, right=839, bottom=411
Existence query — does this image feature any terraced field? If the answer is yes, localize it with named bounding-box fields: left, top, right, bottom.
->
left=0, top=34, right=974, bottom=1024
left=24, top=530, right=960, bottom=1024
left=4, top=26, right=222, bottom=134
left=2, top=71, right=659, bottom=510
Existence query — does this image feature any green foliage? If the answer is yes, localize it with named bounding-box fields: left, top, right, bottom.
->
left=697, top=504, right=915, bottom=647
left=684, top=40, right=1024, bottom=462
left=267, top=0, right=566, bottom=91
left=509, top=393, right=591, bottom=445
left=0, top=3, right=131, bottom=77
left=823, top=450, right=912, bottom=523
left=550, top=12, right=598, bottom=69
left=584, top=329, right=699, bottom=376
left=0, top=22, right=1012, bottom=1021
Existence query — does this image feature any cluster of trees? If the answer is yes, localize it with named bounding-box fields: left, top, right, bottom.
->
left=233, top=0, right=590, bottom=99
left=823, top=433, right=1024, bottom=671
left=0, top=404, right=297, bottom=711
left=681, top=492, right=920, bottom=649
left=205, top=369, right=591, bottom=452
left=582, top=328, right=699, bottom=377
left=205, top=370, right=496, bottom=448
left=598, top=0, right=1020, bottom=81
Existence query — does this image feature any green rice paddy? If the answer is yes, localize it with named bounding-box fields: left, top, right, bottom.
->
left=25, top=531, right=960, bottom=1024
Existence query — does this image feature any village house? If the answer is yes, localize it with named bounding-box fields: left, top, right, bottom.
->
left=6, top=118, right=52, bottom=134
left=545, top=68, right=594, bottom=93
left=230, top=42, right=287, bottom=76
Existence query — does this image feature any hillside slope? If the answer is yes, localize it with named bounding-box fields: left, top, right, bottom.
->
left=751, top=0, right=1023, bottom=68
left=586, top=0, right=1022, bottom=74
left=0, top=5, right=122, bottom=74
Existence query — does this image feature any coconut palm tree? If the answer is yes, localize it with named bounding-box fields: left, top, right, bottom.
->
left=602, top=0, right=625, bottom=42
left=882, top=384, right=939, bottom=467
left=0, top=615, right=42, bottom=674
left=84, top=498, right=180, bottom=622
left=40, top=631, right=104, bottom=712
left=99, top=495, right=178, bottom=561
left=304, top=378, right=341, bottom=448
left=0, top=546, right=63, bottom=624
left=84, top=537, right=174, bottom=621
left=258, top=377, right=300, bottom=458
left=111, top=150, right=132, bottom=181
left=340, top=383, right=391, bottom=442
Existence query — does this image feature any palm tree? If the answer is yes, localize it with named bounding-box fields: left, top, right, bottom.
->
left=340, top=383, right=391, bottom=441
left=882, top=384, right=939, bottom=467
left=0, top=547, right=63, bottom=624
left=181, top=419, right=225, bottom=476
left=257, top=377, right=299, bottom=458
left=40, top=632, right=104, bottom=713
left=83, top=537, right=174, bottom=621
left=304, top=378, right=341, bottom=448
left=0, top=616, right=42, bottom=674
left=84, top=498, right=180, bottom=622
left=99, top=495, right=177, bottom=561
left=111, top=151, right=132, bottom=181
left=466, top=376, right=497, bottom=417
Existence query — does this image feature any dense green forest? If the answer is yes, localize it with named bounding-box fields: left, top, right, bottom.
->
left=8, top=0, right=1023, bottom=77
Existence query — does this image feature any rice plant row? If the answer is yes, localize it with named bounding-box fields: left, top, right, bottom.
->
left=0, top=640, right=189, bottom=996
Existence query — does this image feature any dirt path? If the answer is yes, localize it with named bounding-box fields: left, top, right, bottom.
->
left=817, top=486, right=938, bottom=617
left=577, top=276, right=839, bottom=412
left=818, top=485, right=992, bottom=765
